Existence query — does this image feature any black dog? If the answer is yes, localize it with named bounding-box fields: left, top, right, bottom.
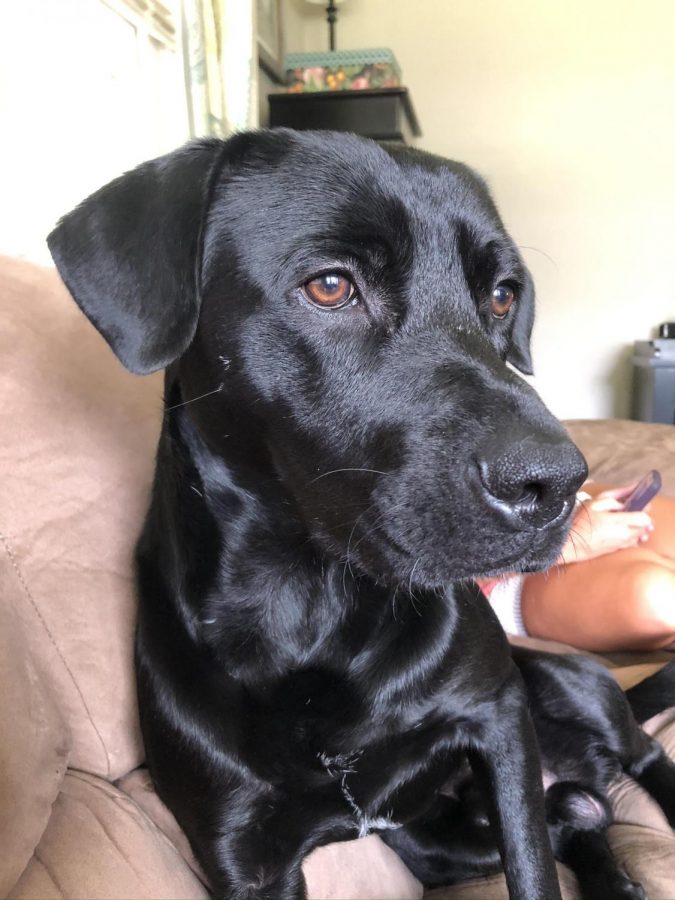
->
left=383, top=651, right=675, bottom=899
left=48, top=129, right=588, bottom=899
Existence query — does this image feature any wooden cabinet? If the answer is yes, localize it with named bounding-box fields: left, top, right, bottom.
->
left=269, top=87, right=422, bottom=144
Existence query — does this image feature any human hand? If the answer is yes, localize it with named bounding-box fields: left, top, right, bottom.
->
left=559, top=496, right=653, bottom=564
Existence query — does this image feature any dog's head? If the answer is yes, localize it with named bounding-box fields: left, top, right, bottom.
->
left=48, top=129, right=587, bottom=587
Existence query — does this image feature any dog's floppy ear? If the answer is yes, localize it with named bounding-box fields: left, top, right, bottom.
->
left=47, top=139, right=224, bottom=375
left=506, top=281, right=535, bottom=375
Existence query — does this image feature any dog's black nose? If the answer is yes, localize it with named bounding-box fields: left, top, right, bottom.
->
left=477, top=434, right=588, bottom=528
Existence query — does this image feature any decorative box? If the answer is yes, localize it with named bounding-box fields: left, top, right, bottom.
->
left=285, top=48, right=401, bottom=93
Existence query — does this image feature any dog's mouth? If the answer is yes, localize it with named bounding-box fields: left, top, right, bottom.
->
left=343, top=495, right=576, bottom=589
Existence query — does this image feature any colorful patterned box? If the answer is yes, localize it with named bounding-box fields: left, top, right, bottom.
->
left=285, top=48, right=401, bottom=93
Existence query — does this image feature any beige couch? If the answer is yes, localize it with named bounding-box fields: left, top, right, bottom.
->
left=1, top=254, right=674, bottom=900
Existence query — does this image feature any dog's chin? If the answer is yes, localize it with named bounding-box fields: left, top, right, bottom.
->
left=348, top=523, right=571, bottom=590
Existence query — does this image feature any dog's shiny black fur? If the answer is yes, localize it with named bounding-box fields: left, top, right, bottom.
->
left=48, top=130, right=590, bottom=899
left=383, top=653, right=675, bottom=900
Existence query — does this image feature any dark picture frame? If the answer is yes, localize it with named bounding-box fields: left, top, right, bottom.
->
left=257, top=0, right=285, bottom=84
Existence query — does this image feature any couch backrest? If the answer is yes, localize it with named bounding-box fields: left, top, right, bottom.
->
left=0, top=255, right=163, bottom=784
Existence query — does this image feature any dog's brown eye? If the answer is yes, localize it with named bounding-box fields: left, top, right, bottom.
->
left=302, top=274, right=357, bottom=309
left=491, top=284, right=515, bottom=319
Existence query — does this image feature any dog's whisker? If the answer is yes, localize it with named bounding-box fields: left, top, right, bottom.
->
left=391, top=585, right=400, bottom=622
left=345, top=516, right=361, bottom=583
left=564, top=527, right=593, bottom=564
left=408, top=557, right=421, bottom=597
left=517, top=244, right=559, bottom=271
left=308, top=468, right=390, bottom=485
left=164, top=384, right=224, bottom=412
left=349, top=499, right=411, bottom=555
left=335, top=497, right=411, bottom=591
left=339, top=500, right=385, bottom=592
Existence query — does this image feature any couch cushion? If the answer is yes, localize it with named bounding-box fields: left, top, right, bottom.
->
left=609, top=715, right=675, bottom=836
left=0, top=256, right=163, bottom=779
left=607, top=824, right=675, bottom=899
left=423, top=864, right=580, bottom=900
left=8, top=771, right=208, bottom=899
left=564, top=419, right=675, bottom=495
left=0, top=566, right=70, bottom=896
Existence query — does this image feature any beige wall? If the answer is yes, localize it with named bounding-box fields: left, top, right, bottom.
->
left=284, top=0, right=675, bottom=420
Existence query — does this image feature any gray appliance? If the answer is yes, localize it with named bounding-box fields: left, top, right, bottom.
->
left=632, top=339, right=675, bottom=424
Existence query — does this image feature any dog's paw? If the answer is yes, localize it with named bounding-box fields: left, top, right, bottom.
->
left=607, top=871, right=647, bottom=900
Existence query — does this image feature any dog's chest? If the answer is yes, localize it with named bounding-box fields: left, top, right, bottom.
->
left=244, top=657, right=472, bottom=838
left=312, top=711, right=462, bottom=838
left=317, top=749, right=402, bottom=837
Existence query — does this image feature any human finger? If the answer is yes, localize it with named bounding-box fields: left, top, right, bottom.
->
left=587, top=497, right=625, bottom=513
left=595, top=482, right=639, bottom=503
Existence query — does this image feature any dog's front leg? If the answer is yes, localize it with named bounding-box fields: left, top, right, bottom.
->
left=470, top=676, right=562, bottom=900
left=199, top=825, right=307, bottom=900
left=209, top=862, right=305, bottom=900
left=197, top=791, right=354, bottom=900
